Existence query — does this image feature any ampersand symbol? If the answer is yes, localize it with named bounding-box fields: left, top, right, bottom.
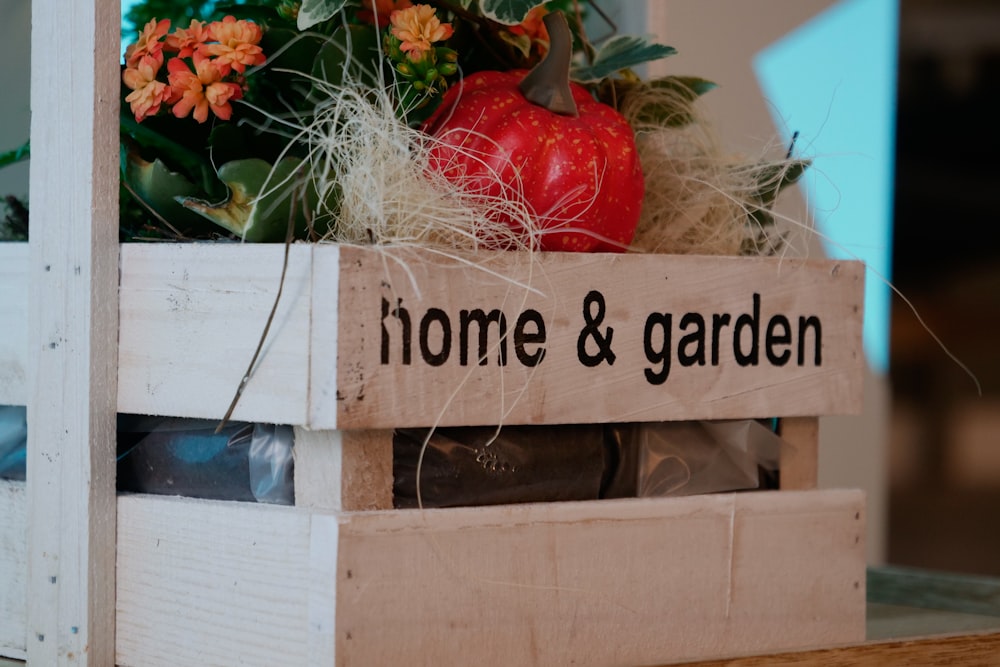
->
left=577, top=290, right=616, bottom=367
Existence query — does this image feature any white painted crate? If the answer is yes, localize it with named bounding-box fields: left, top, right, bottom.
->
left=1, top=239, right=868, bottom=665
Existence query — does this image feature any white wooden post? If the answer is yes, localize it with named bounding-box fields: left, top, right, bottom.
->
left=26, top=0, right=120, bottom=663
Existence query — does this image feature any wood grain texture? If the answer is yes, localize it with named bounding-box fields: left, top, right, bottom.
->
left=335, top=489, right=866, bottom=666
left=25, top=0, right=120, bottom=664
left=331, top=246, right=865, bottom=428
left=293, top=428, right=393, bottom=511
left=117, top=243, right=313, bottom=423
left=777, top=417, right=819, bottom=490
left=338, top=430, right=393, bottom=511
left=0, top=481, right=26, bottom=660
left=0, top=244, right=27, bottom=406
left=112, top=490, right=863, bottom=667
left=677, top=631, right=1000, bottom=666
left=115, top=494, right=325, bottom=667
left=106, top=245, right=863, bottom=427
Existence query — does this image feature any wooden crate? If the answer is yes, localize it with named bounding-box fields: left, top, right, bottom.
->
left=3, top=0, right=872, bottom=663
left=1, top=239, right=868, bottom=665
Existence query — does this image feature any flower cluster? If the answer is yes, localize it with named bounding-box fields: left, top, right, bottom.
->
left=381, top=4, right=457, bottom=108
left=119, top=1, right=727, bottom=247
left=122, top=16, right=266, bottom=124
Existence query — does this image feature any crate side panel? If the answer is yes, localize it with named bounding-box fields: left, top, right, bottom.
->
left=117, top=244, right=312, bottom=423
left=115, top=495, right=317, bottom=667
left=328, top=248, right=864, bottom=428
left=0, top=480, right=26, bottom=659
left=0, top=244, right=27, bottom=406
left=335, top=489, right=866, bottom=666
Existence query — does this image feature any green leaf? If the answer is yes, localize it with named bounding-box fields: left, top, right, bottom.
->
left=479, top=0, right=544, bottom=25
left=571, top=36, right=676, bottom=83
left=620, top=76, right=717, bottom=127
left=0, top=141, right=29, bottom=169
left=310, top=24, right=381, bottom=92
left=749, top=159, right=810, bottom=217
left=179, top=157, right=326, bottom=242
left=120, top=110, right=223, bottom=198
left=297, top=0, right=350, bottom=30
left=121, top=144, right=221, bottom=236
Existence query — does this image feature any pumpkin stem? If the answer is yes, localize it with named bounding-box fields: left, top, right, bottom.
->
left=518, top=12, right=578, bottom=117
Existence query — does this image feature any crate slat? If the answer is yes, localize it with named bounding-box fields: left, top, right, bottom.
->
left=115, top=244, right=864, bottom=428
left=114, top=489, right=865, bottom=667
left=0, top=480, right=26, bottom=660
left=25, top=0, right=121, bottom=662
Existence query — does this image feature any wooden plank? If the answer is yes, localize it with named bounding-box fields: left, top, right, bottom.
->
left=0, top=480, right=27, bottom=660
left=678, top=631, right=1000, bottom=666
left=112, top=490, right=863, bottom=667
left=117, top=243, right=313, bottom=423
left=327, top=246, right=865, bottom=429
left=26, top=0, right=120, bottom=664
left=0, top=244, right=27, bottom=406
left=293, top=428, right=393, bottom=511
left=777, top=417, right=819, bottom=490
left=115, top=495, right=323, bottom=667
left=335, top=489, right=866, bottom=666
left=111, top=245, right=861, bottom=427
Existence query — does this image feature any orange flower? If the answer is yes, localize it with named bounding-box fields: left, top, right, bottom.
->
left=202, top=16, right=266, bottom=75
left=123, top=53, right=169, bottom=122
left=509, top=5, right=549, bottom=53
left=167, top=56, right=243, bottom=123
left=359, top=0, right=413, bottom=28
left=124, top=18, right=170, bottom=68
left=165, top=19, right=211, bottom=58
left=390, top=5, right=453, bottom=62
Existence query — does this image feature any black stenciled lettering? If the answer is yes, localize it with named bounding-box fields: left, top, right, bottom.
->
left=711, top=313, right=731, bottom=365
left=797, top=315, right=822, bottom=366
left=733, top=293, right=760, bottom=366
left=678, top=312, right=706, bottom=367
left=380, top=297, right=411, bottom=365
left=643, top=312, right=672, bottom=385
left=765, top=315, right=792, bottom=365
left=577, top=290, right=616, bottom=367
left=419, top=308, right=451, bottom=366
left=514, top=309, right=546, bottom=367
left=459, top=309, right=508, bottom=366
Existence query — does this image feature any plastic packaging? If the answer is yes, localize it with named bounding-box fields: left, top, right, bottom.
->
left=394, top=419, right=782, bottom=507
left=0, top=405, right=27, bottom=480
left=605, top=420, right=781, bottom=499
left=393, top=425, right=613, bottom=508
left=117, top=416, right=295, bottom=505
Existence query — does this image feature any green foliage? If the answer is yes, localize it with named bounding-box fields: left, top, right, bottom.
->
left=1, top=141, right=30, bottom=240
left=478, top=0, right=543, bottom=25
left=602, top=75, right=716, bottom=125
left=741, top=159, right=810, bottom=256
left=0, top=196, right=28, bottom=241
left=571, top=35, right=676, bottom=83
left=0, top=141, right=29, bottom=169
left=296, top=0, right=351, bottom=30
left=178, top=157, right=327, bottom=241
left=124, top=0, right=280, bottom=36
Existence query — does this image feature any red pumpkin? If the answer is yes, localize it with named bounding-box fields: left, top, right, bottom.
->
left=421, top=18, right=643, bottom=252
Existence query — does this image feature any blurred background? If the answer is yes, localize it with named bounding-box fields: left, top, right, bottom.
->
left=888, top=0, right=1000, bottom=576
left=1, top=0, right=998, bottom=574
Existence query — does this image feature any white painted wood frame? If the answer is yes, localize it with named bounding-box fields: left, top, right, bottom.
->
left=25, top=0, right=120, bottom=664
